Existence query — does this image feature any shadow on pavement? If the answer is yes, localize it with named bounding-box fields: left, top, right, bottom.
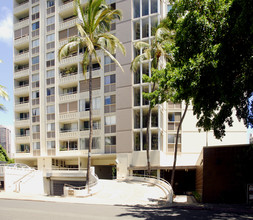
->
left=116, top=203, right=253, bottom=220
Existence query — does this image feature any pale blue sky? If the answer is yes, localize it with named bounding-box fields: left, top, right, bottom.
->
left=0, top=0, right=13, bottom=130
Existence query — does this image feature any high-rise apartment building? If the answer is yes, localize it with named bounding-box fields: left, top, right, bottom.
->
left=0, top=125, right=11, bottom=157
left=13, top=0, right=247, bottom=195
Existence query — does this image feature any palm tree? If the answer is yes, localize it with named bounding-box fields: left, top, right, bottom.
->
left=0, top=85, right=8, bottom=111
left=58, top=0, right=125, bottom=191
left=131, top=27, right=173, bottom=175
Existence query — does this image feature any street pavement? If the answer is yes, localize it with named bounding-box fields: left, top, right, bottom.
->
left=0, top=179, right=252, bottom=219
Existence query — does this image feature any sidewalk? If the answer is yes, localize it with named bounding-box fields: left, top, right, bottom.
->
left=0, top=180, right=167, bottom=206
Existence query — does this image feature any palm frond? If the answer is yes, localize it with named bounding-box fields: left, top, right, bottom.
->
left=0, top=85, right=9, bottom=101
left=99, top=46, right=124, bottom=72
left=134, top=41, right=150, bottom=50
left=58, top=38, right=82, bottom=60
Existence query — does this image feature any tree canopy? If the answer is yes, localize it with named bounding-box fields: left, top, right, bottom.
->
left=161, top=0, right=253, bottom=139
left=0, top=145, right=12, bottom=163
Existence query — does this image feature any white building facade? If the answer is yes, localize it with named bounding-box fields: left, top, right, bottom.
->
left=13, top=0, right=247, bottom=195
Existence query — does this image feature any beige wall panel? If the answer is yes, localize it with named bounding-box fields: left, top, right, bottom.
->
left=116, top=108, right=132, bottom=131
left=116, top=86, right=132, bottom=109
left=116, top=131, right=133, bottom=153
left=116, top=64, right=132, bottom=87
left=117, top=0, right=132, bottom=22
left=117, top=41, right=132, bottom=65
left=116, top=21, right=132, bottom=43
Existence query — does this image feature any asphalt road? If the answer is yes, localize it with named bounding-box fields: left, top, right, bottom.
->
left=0, top=199, right=252, bottom=220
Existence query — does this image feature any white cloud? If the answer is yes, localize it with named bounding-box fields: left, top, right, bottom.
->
left=0, top=7, right=13, bottom=44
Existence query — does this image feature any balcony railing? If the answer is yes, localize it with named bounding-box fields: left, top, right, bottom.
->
left=14, top=17, right=29, bottom=30
left=59, top=17, right=78, bottom=30
left=14, top=1, right=29, bottom=14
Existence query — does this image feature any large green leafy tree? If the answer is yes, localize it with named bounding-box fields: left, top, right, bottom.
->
left=59, top=0, right=125, bottom=190
left=162, top=0, right=253, bottom=139
left=130, top=27, right=173, bottom=175
left=0, top=145, right=13, bottom=163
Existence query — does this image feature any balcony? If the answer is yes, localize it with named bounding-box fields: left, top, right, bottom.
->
left=14, top=17, right=29, bottom=30
left=59, top=72, right=78, bottom=85
left=59, top=112, right=78, bottom=121
left=15, top=50, right=29, bottom=62
left=14, top=35, right=29, bottom=47
left=59, top=17, right=78, bottom=31
left=79, top=109, right=101, bottom=119
left=59, top=53, right=78, bottom=66
left=15, top=101, right=29, bottom=111
left=14, top=1, right=29, bottom=15
left=14, top=84, right=29, bottom=95
left=16, top=134, right=30, bottom=143
left=59, top=0, right=74, bottom=13
left=15, top=118, right=30, bottom=127
left=59, top=92, right=78, bottom=103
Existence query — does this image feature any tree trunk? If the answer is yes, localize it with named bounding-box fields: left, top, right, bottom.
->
left=170, top=102, right=189, bottom=190
left=146, top=83, right=156, bottom=176
left=86, top=54, right=93, bottom=193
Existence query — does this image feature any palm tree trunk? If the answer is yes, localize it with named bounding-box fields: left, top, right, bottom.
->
left=170, top=102, right=189, bottom=190
left=86, top=54, right=93, bottom=193
left=146, top=83, right=156, bottom=176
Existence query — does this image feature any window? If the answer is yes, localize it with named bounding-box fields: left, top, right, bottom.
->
left=47, top=70, right=55, bottom=78
left=104, top=56, right=114, bottom=65
left=151, top=0, right=158, bottom=14
left=20, top=112, right=29, bottom=120
left=105, top=95, right=115, bottom=105
left=133, top=21, right=140, bottom=40
left=47, top=141, right=55, bottom=149
left=105, top=136, right=116, bottom=146
left=93, top=97, right=101, bottom=110
left=59, top=101, right=78, bottom=114
left=80, top=98, right=100, bottom=111
left=32, top=91, right=39, bottom=99
left=104, top=74, right=116, bottom=85
left=142, top=18, right=149, bottom=38
left=47, top=0, right=54, bottom=8
left=82, top=120, right=101, bottom=130
left=167, top=5, right=172, bottom=13
left=32, top=108, right=39, bottom=116
left=63, top=87, right=77, bottom=95
left=32, top=74, right=39, bottom=82
left=105, top=116, right=116, bottom=125
left=32, top=56, right=39, bottom=65
left=47, top=16, right=55, bottom=25
left=47, top=105, right=55, bottom=114
left=47, top=123, right=55, bottom=131
left=46, top=52, right=54, bottom=61
left=168, top=134, right=175, bottom=143
left=142, top=0, right=149, bottom=16
left=32, top=5, right=39, bottom=14
left=134, top=132, right=140, bottom=151
left=80, top=137, right=101, bottom=150
left=133, top=0, right=140, bottom=18
left=47, top=87, right=55, bottom=96
left=32, top=125, right=40, bottom=133
left=46, top=52, right=55, bottom=67
left=46, top=33, right=55, bottom=42
left=32, top=22, right=39, bottom=31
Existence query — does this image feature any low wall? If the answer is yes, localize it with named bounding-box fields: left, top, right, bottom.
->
left=126, top=176, right=174, bottom=203
left=4, top=167, right=44, bottom=195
